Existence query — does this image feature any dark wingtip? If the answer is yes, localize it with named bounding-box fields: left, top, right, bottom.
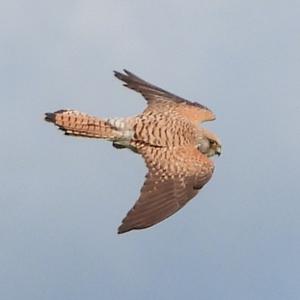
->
left=113, top=70, right=123, bottom=79
left=113, top=70, right=126, bottom=84
left=114, top=70, right=132, bottom=87
left=117, top=226, right=126, bottom=234
left=123, top=69, right=132, bottom=75
left=117, top=224, right=132, bottom=234
left=114, top=69, right=137, bottom=79
left=114, top=69, right=146, bottom=90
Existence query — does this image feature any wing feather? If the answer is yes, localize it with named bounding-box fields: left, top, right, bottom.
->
left=118, top=145, right=214, bottom=234
left=114, top=70, right=215, bottom=123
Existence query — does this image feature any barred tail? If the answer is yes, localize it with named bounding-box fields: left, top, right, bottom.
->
left=44, top=110, right=121, bottom=140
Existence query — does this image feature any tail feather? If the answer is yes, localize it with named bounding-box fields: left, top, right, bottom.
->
left=44, top=109, right=121, bottom=140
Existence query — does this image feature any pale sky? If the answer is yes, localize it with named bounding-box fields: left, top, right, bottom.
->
left=1, top=1, right=300, bottom=299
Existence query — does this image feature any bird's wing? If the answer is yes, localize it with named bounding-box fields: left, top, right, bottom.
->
left=118, top=144, right=214, bottom=234
left=114, top=70, right=215, bottom=123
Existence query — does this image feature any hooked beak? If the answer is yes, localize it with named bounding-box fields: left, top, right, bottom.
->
left=216, top=146, right=222, bottom=156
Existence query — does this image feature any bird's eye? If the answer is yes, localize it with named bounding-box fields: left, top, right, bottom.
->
left=198, top=139, right=210, bottom=154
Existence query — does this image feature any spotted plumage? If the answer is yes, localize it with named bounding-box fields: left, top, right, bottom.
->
left=45, top=69, right=221, bottom=234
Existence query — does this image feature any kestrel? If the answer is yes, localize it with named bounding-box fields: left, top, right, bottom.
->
left=45, top=70, right=221, bottom=234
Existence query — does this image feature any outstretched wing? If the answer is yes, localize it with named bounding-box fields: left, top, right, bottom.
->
left=118, top=145, right=214, bottom=234
left=114, top=70, right=215, bottom=123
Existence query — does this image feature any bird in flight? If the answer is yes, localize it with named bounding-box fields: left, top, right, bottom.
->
left=45, top=70, right=221, bottom=234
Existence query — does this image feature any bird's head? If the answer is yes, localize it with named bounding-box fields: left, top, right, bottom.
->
left=197, top=128, right=222, bottom=157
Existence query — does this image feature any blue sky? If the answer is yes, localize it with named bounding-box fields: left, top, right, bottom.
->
left=1, top=1, right=300, bottom=299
